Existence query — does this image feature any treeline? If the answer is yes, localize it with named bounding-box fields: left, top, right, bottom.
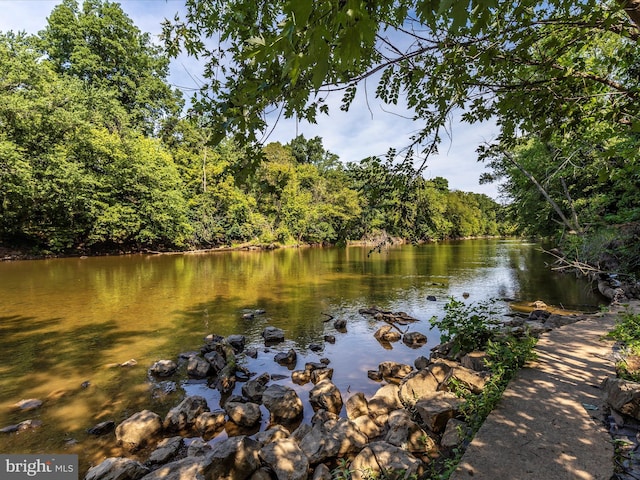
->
left=0, top=1, right=511, bottom=254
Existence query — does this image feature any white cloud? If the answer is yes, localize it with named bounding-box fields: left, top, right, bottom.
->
left=0, top=0, right=502, bottom=198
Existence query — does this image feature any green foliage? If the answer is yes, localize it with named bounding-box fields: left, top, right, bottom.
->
left=606, top=311, right=640, bottom=381
left=430, top=298, right=502, bottom=356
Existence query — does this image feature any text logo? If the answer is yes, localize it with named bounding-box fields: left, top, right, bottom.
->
left=0, top=455, right=78, bottom=480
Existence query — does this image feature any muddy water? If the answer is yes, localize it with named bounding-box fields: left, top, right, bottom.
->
left=0, top=240, right=604, bottom=472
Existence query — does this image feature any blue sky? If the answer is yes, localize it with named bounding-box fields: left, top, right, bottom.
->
left=0, top=0, right=501, bottom=198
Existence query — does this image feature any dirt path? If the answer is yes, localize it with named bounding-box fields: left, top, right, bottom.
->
left=449, top=302, right=638, bottom=480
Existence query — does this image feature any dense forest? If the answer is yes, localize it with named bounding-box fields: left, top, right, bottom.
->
left=1, top=0, right=639, bottom=280
left=0, top=0, right=510, bottom=254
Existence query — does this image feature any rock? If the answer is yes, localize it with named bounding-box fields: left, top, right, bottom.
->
left=116, top=410, right=163, bottom=451
left=323, top=335, right=336, bottom=344
left=202, top=436, right=261, bottom=480
left=85, top=457, right=149, bottom=480
left=253, top=425, right=291, bottom=448
left=403, top=331, right=428, bottom=348
left=139, top=457, right=204, bottom=480
left=0, top=419, right=42, bottom=433
left=227, top=334, right=246, bottom=352
left=147, top=436, right=183, bottom=465
left=374, top=325, right=402, bottom=342
left=292, top=370, right=311, bottom=385
left=350, top=441, right=424, bottom=480
left=245, top=347, right=258, bottom=359
left=427, top=295, right=437, bottom=301
left=195, top=411, right=226, bottom=439
left=242, top=372, right=271, bottom=402
left=378, top=361, right=413, bottom=383
left=164, top=396, right=210, bottom=432
left=368, top=384, right=402, bottom=418
left=203, top=351, right=226, bottom=373
left=120, top=359, right=138, bottom=368
left=319, top=358, right=330, bottom=365
left=262, top=326, right=285, bottom=344
left=398, top=363, right=452, bottom=406
left=262, top=384, right=304, bottom=425
left=367, top=370, right=383, bottom=382
left=204, top=333, right=224, bottom=346
left=148, top=360, right=177, bottom=377
left=225, top=401, right=262, bottom=427
left=353, top=414, right=386, bottom=440
left=151, top=381, right=177, bottom=399
left=441, top=418, right=469, bottom=448
left=461, top=351, right=490, bottom=372
left=259, top=438, right=309, bottom=480
left=309, top=380, right=343, bottom=415
left=299, top=417, right=368, bottom=464
left=312, top=463, right=333, bottom=480
left=310, top=368, right=334, bottom=384
left=187, top=356, right=211, bottom=378
left=529, top=309, right=551, bottom=321
left=603, top=377, right=640, bottom=420
left=450, top=364, right=489, bottom=394
left=413, top=391, right=465, bottom=432
left=13, top=398, right=43, bottom=411
left=309, top=343, right=323, bottom=352
left=385, top=409, right=436, bottom=454
left=414, top=356, right=430, bottom=370
left=274, top=349, right=297, bottom=366
left=333, top=319, right=347, bottom=331
left=346, top=392, right=369, bottom=420
left=305, top=362, right=325, bottom=372
left=87, top=420, right=115, bottom=435
left=249, top=468, right=274, bottom=480
left=187, top=438, right=212, bottom=457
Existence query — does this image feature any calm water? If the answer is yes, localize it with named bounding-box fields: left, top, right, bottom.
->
left=0, top=239, right=604, bottom=471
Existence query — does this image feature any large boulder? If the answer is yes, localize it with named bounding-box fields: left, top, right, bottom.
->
left=262, top=384, right=304, bottom=425
left=187, top=356, right=211, bottom=378
left=139, top=457, right=205, bottom=480
left=368, top=384, right=402, bottom=418
left=115, top=410, right=163, bottom=451
left=204, top=351, right=226, bottom=374
left=262, top=326, right=285, bottom=344
left=378, top=361, right=413, bottom=383
left=242, top=373, right=271, bottom=403
left=164, top=396, right=210, bottom=432
left=148, top=360, right=177, bottom=377
left=299, top=416, right=367, bottom=464
left=402, top=331, right=428, bottom=348
left=202, top=436, right=261, bottom=480
left=310, top=368, right=333, bottom=384
left=225, top=401, right=262, bottom=428
left=253, top=425, right=291, bottom=448
left=384, top=409, right=437, bottom=454
left=350, top=441, right=425, bottom=480
left=274, top=349, right=297, bottom=367
left=412, top=391, right=465, bottom=433
left=441, top=418, right=470, bottom=448
left=398, top=363, right=452, bottom=406
left=346, top=392, right=369, bottom=420
left=309, top=380, right=343, bottom=415
left=147, top=436, right=183, bottom=465
left=373, top=325, right=401, bottom=343
left=195, top=411, right=226, bottom=439
left=352, top=414, right=386, bottom=441
left=85, top=457, right=149, bottom=480
left=602, top=377, right=640, bottom=420
left=226, top=334, right=246, bottom=352
left=259, top=438, right=309, bottom=480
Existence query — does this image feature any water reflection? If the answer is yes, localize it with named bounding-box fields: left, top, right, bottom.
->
left=0, top=240, right=604, bottom=471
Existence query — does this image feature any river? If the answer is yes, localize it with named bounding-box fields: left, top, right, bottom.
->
left=0, top=239, right=605, bottom=471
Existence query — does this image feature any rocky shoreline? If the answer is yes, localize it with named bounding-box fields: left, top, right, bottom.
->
left=74, top=302, right=616, bottom=480
left=6, top=295, right=640, bottom=480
